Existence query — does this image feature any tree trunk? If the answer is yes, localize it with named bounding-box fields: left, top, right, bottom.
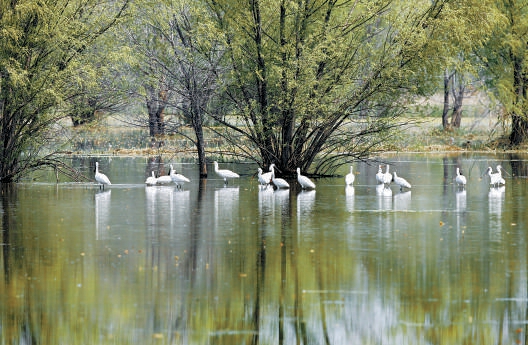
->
left=442, top=70, right=453, bottom=130
left=145, top=85, right=167, bottom=137
left=510, top=56, right=528, bottom=145
left=451, top=81, right=464, bottom=128
left=190, top=96, right=207, bottom=177
left=510, top=113, right=528, bottom=145
left=195, top=127, right=207, bottom=177
left=279, top=0, right=292, bottom=170
left=251, top=0, right=273, bottom=165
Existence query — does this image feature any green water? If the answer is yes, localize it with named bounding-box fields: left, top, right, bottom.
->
left=1, top=154, right=528, bottom=344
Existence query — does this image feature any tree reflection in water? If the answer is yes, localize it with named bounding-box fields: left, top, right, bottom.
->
left=1, top=155, right=528, bottom=344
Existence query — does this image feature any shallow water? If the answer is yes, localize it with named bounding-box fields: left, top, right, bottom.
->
left=1, top=153, right=528, bottom=344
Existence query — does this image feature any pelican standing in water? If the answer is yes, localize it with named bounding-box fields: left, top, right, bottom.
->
left=297, top=168, right=316, bottom=189
left=455, top=167, right=466, bottom=188
left=345, top=165, right=355, bottom=186
left=170, top=169, right=191, bottom=189
left=156, top=165, right=173, bottom=184
left=257, top=168, right=272, bottom=189
left=383, top=164, right=392, bottom=185
left=269, top=164, right=290, bottom=189
left=496, top=165, right=506, bottom=181
left=393, top=171, right=411, bottom=191
left=376, top=165, right=384, bottom=184
left=261, top=166, right=274, bottom=184
left=485, top=166, right=505, bottom=187
left=214, top=161, right=240, bottom=184
left=145, top=171, right=157, bottom=186
left=95, top=162, right=111, bottom=189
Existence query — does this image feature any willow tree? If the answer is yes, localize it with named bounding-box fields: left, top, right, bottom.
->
left=0, top=0, right=129, bottom=182
left=205, top=0, right=449, bottom=174
left=477, top=0, right=528, bottom=145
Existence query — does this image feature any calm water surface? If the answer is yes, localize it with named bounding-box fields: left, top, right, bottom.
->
left=2, top=154, right=528, bottom=344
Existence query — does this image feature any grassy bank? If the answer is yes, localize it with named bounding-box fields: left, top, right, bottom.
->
left=58, top=90, right=524, bottom=160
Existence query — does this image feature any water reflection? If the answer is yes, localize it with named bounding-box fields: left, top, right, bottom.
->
left=258, top=187, right=274, bottom=217
left=95, top=189, right=111, bottom=240
left=345, top=186, right=354, bottom=212
left=455, top=190, right=467, bottom=237
left=5, top=155, right=528, bottom=344
left=393, top=191, right=411, bottom=211
left=145, top=185, right=175, bottom=231
left=488, top=186, right=505, bottom=214
left=297, top=190, right=316, bottom=234
left=489, top=186, right=505, bottom=238
left=455, top=190, right=466, bottom=212
left=172, top=190, right=191, bottom=224
left=376, top=184, right=392, bottom=210
left=297, top=190, right=315, bottom=217
left=274, top=189, right=290, bottom=216
left=214, top=186, right=239, bottom=229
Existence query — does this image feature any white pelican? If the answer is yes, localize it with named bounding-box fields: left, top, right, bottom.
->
left=170, top=169, right=191, bottom=189
left=345, top=165, right=355, bottom=185
left=455, top=167, right=466, bottom=188
left=145, top=171, right=157, bottom=186
left=496, top=165, right=506, bottom=181
left=153, top=164, right=173, bottom=184
left=485, top=166, right=505, bottom=187
left=296, top=168, right=316, bottom=189
left=156, top=173, right=172, bottom=184
left=95, top=162, right=111, bottom=189
left=376, top=165, right=384, bottom=184
left=393, top=171, right=411, bottom=191
left=269, top=164, right=290, bottom=189
left=214, top=161, right=240, bottom=184
left=261, top=166, right=274, bottom=184
left=383, top=165, right=392, bottom=185
left=257, top=168, right=272, bottom=189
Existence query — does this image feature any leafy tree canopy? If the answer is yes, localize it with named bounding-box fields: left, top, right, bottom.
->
left=0, top=0, right=129, bottom=182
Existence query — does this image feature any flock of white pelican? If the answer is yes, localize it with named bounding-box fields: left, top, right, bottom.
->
left=370, top=163, right=505, bottom=192
left=372, top=164, right=412, bottom=192
left=93, top=161, right=506, bottom=191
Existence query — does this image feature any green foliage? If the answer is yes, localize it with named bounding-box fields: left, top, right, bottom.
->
left=476, top=0, right=528, bottom=144
left=203, top=0, right=461, bottom=174
left=0, top=0, right=129, bottom=181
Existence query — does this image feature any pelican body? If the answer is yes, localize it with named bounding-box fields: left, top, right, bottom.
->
left=393, top=171, right=411, bottom=191
left=297, top=168, right=316, bottom=189
left=156, top=174, right=172, bottom=184
left=486, top=166, right=505, bottom=187
left=171, top=170, right=191, bottom=189
left=376, top=165, right=384, bottom=184
left=95, top=162, right=111, bottom=189
left=269, top=164, right=289, bottom=189
left=455, top=167, right=466, bottom=188
left=257, top=167, right=272, bottom=188
left=345, top=166, right=355, bottom=185
left=156, top=165, right=173, bottom=184
left=145, top=171, right=157, bottom=186
left=214, top=161, right=240, bottom=184
left=383, top=165, right=392, bottom=185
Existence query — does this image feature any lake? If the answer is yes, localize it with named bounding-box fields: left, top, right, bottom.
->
left=1, top=153, right=528, bottom=344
